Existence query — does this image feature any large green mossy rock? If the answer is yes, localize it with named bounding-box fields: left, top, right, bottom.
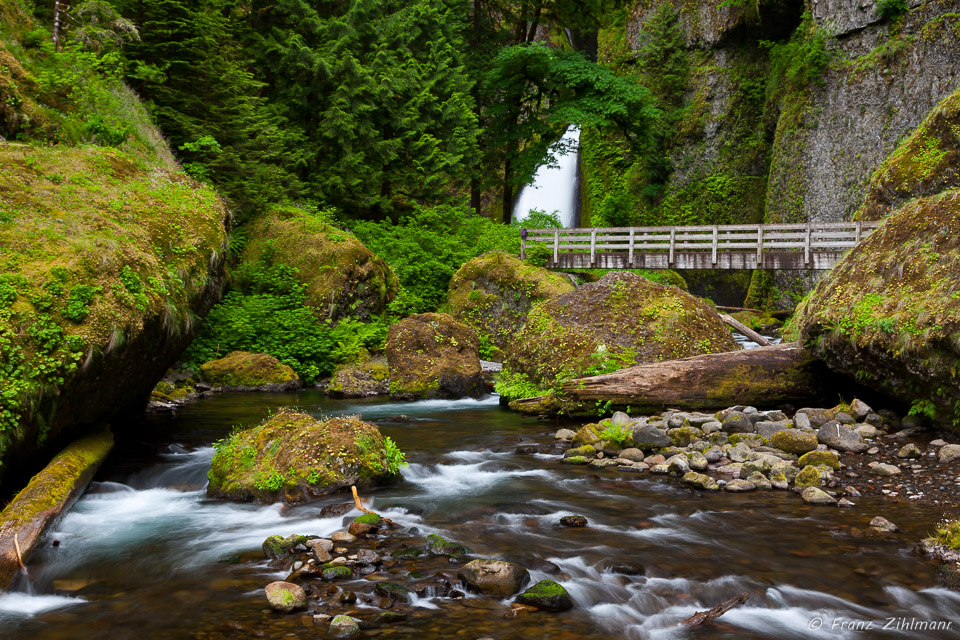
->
left=242, top=205, right=399, bottom=323
left=385, top=312, right=486, bottom=400
left=200, top=351, right=299, bottom=390
left=503, top=272, right=738, bottom=391
left=326, top=354, right=390, bottom=398
left=444, top=251, right=573, bottom=358
left=0, top=145, right=227, bottom=485
left=207, top=409, right=404, bottom=504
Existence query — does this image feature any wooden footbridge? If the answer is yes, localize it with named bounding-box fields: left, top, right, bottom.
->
left=519, top=221, right=882, bottom=270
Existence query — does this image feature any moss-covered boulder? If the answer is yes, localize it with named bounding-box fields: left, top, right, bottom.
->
left=797, top=194, right=960, bottom=428
left=241, top=205, right=399, bottom=322
left=502, top=272, right=738, bottom=392
left=207, top=408, right=404, bottom=504
left=326, top=354, right=390, bottom=398
left=514, top=580, right=574, bottom=612
left=0, top=145, right=227, bottom=486
left=200, top=351, right=299, bottom=391
left=385, top=313, right=486, bottom=400
left=444, top=251, right=574, bottom=358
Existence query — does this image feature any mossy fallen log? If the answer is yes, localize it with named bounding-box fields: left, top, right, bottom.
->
left=510, top=343, right=829, bottom=416
left=0, top=428, right=114, bottom=590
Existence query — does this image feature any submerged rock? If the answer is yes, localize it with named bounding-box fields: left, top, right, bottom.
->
left=200, top=351, right=300, bottom=391
left=262, top=534, right=308, bottom=562
left=559, top=515, right=588, bottom=528
left=458, top=559, right=530, bottom=596
left=328, top=615, right=361, bottom=639
left=801, top=487, right=838, bottom=506
left=425, top=533, right=471, bottom=556
left=207, top=409, right=404, bottom=503
left=386, top=313, right=486, bottom=400
left=515, top=580, right=574, bottom=612
left=264, top=581, right=306, bottom=612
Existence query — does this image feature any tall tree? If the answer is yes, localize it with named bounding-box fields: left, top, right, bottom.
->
left=245, top=0, right=479, bottom=218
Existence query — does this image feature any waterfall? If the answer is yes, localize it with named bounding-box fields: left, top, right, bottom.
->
left=512, top=126, right=581, bottom=228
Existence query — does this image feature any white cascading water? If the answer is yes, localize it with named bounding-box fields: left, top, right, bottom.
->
left=512, top=125, right=581, bottom=228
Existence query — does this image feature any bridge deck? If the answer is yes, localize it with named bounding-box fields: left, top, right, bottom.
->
left=520, top=222, right=883, bottom=271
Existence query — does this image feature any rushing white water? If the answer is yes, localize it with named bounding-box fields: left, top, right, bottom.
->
left=513, top=125, right=581, bottom=227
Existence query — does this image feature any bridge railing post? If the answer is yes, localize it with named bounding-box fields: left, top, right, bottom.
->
left=669, top=227, right=676, bottom=267
left=553, top=229, right=559, bottom=266
left=628, top=229, right=635, bottom=267
left=712, top=226, right=718, bottom=265
left=590, top=230, right=597, bottom=266
left=804, top=224, right=811, bottom=266
left=757, top=226, right=763, bottom=266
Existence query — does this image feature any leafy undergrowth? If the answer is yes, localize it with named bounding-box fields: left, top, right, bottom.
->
left=0, top=145, right=227, bottom=472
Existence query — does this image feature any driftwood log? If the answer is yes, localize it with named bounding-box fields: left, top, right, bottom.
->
left=510, top=343, right=828, bottom=416
left=719, top=313, right=773, bottom=347
left=683, top=592, right=750, bottom=626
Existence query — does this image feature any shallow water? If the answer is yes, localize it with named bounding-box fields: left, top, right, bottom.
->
left=2, top=391, right=958, bottom=639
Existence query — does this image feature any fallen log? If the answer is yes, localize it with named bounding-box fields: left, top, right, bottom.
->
left=719, top=313, right=773, bottom=347
left=510, top=343, right=829, bottom=416
left=0, top=428, right=113, bottom=590
left=683, top=592, right=750, bottom=626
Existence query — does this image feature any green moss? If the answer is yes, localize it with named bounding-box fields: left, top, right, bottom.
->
left=520, top=580, right=567, bottom=598
left=930, top=520, right=960, bottom=550
left=322, top=565, right=352, bottom=580
left=200, top=351, right=298, bottom=387
left=353, top=513, right=382, bottom=526
left=797, top=450, right=840, bottom=469
left=424, top=533, right=472, bottom=556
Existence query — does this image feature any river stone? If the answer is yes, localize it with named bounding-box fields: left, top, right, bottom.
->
left=458, top=560, right=530, bottom=597
left=795, top=465, right=823, bottom=488
left=610, top=411, right=632, bottom=427
left=756, top=421, right=790, bottom=440
left=619, top=463, right=649, bottom=473
left=938, top=444, right=960, bottom=463
left=699, top=421, right=722, bottom=435
left=265, top=581, right=306, bottom=612
left=930, top=439, right=948, bottom=448
left=632, top=425, right=672, bottom=449
left=715, top=463, right=743, bottom=477
left=817, top=422, right=868, bottom=453
left=730, top=434, right=764, bottom=449
left=562, top=456, right=589, bottom=465
left=724, top=479, right=756, bottom=492
left=721, top=411, right=755, bottom=434
left=727, top=442, right=752, bottom=462
left=746, top=472, right=772, bottom=490
left=588, top=458, right=619, bottom=469
left=871, top=463, right=901, bottom=476
left=870, top=516, right=898, bottom=532
left=559, top=515, right=588, bottom=527
left=262, top=534, right=308, bottom=561
left=312, top=546, right=332, bottom=563
left=770, top=471, right=790, bottom=490
left=668, top=426, right=703, bottom=447
left=834, top=411, right=855, bottom=426
left=855, top=424, right=881, bottom=438
left=644, top=454, right=666, bottom=465
left=307, top=538, right=333, bottom=553
left=770, top=429, right=818, bottom=455
left=897, top=443, right=921, bottom=458
left=331, top=531, right=356, bottom=543
left=322, top=565, right=352, bottom=581
left=348, top=513, right=382, bottom=536
left=771, top=460, right=799, bottom=479
left=425, top=533, right=471, bottom=556
left=357, top=549, right=381, bottom=565
left=683, top=472, right=720, bottom=491
left=703, top=446, right=723, bottom=463
left=555, top=429, right=577, bottom=441
left=801, top=487, right=838, bottom=505
left=619, top=448, right=645, bottom=462
left=572, top=424, right=603, bottom=446
left=687, top=450, right=709, bottom=471
left=797, top=408, right=832, bottom=427
left=797, top=450, right=840, bottom=469
left=564, top=445, right=596, bottom=459
left=515, top=580, right=573, bottom=612
left=329, top=615, right=361, bottom=639
left=665, top=454, right=690, bottom=474
left=793, top=412, right=812, bottom=429
left=850, top=398, right=873, bottom=420
left=764, top=410, right=788, bottom=421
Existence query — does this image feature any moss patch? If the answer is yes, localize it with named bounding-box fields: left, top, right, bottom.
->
left=207, top=408, right=404, bottom=504
left=200, top=351, right=298, bottom=388
left=327, top=353, right=389, bottom=398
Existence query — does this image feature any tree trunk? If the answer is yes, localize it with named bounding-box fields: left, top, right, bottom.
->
left=509, top=343, right=830, bottom=416
left=719, top=314, right=772, bottom=347
left=502, top=157, right=514, bottom=225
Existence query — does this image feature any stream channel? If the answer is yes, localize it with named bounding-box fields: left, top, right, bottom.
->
left=1, top=391, right=959, bottom=639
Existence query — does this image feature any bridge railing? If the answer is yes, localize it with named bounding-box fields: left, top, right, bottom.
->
left=520, top=221, right=883, bottom=270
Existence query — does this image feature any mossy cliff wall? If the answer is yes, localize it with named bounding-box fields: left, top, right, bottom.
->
left=0, top=146, right=228, bottom=487
left=584, top=0, right=960, bottom=306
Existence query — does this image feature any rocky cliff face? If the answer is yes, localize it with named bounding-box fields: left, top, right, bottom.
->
left=584, top=0, right=960, bottom=306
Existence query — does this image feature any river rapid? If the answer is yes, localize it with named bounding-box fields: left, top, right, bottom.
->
left=1, top=391, right=958, bottom=639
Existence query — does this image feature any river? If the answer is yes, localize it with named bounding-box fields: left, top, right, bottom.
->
left=1, top=392, right=958, bottom=639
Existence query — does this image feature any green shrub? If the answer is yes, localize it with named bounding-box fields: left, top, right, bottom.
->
left=876, top=0, right=908, bottom=20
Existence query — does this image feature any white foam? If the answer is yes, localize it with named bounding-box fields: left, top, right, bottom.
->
left=0, top=592, right=85, bottom=617
left=401, top=461, right=556, bottom=496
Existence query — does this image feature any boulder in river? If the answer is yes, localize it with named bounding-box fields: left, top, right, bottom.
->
left=515, top=580, right=574, bottom=612
left=326, top=354, right=389, bottom=398
left=207, top=409, right=405, bottom=503
left=264, top=581, right=306, bottom=612
left=200, top=351, right=300, bottom=391
left=328, top=615, right=361, bottom=639
left=501, top=271, right=738, bottom=395
left=385, top=312, right=486, bottom=400
left=817, top=422, right=868, bottom=453
left=801, top=487, right=838, bottom=506
left=770, top=429, right=818, bottom=455
left=457, top=559, right=530, bottom=596
left=444, top=251, right=574, bottom=358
